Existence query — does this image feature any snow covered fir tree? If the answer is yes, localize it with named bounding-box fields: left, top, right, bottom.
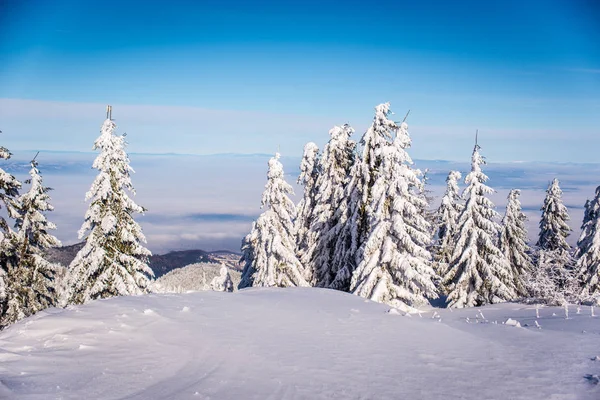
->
left=2, top=157, right=62, bottom=327
left=498, top=189, right=533, bottom=297
left=349, top=105, right=437, bottom=311
left=442, top=139, right=516, bottom=308
left=239, top=153, right=309, bottom=289
left=307, top=124, right=356, bottom=288
left=328, top=104, right=404, bottom=293
left=575, top=185, right=600, bottom=303
left=529, top=178, right=575, bottom=303
left=294, top=142, right=320, bottom=282
left=432, top=170, right=463, bottom=278
left=67, top=109, right=154, bottom=304
left=0, top=142, right=21, bottom=327
left=326, top=128, right=363, bottom=291
left=537, top=178, right=572, bottom=253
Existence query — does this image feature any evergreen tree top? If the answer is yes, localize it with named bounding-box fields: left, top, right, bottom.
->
left=262, top=153, right=295, bottom=212
left=537, top=178, right=571, bottom=252
left=470, top=143, right=485, bottom=173
left=463, top=143, right=494, bottom=199
left=439, top=171, right=463, bottom=209
left=447, top=170, right=462, bottom=186
left=297, top=142, right=319, bottom=187
left=329, top=124, right=355, bottom=141
left=321, top=124, right=356, bottom=177
left=360, top=103, right=398, bottom=167
left=15, top=157, right=61, bottom=250
left=503, top=189, right=523, bottom=221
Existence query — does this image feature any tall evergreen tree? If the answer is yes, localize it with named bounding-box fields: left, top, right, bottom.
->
left=575, top=185, right=600, bottom=302
left=432, top=171, right=463, bottom=278
left=329, top=155, right=362, bottom=291
left=350, top=119, right=438, bottom=310
left=575, top=195, right=596, bottom=261
left=498, top=189, right=533, bottom=297
left=443, top=142, right=516, bottom=308
left=330, top=104, right=395, bottom=291
left=0, top=142, right=21, bottom=326
left=537, top=178, right=571, bottom=252
left=309, top=125, right=356, bottom=287
left=529, top=178, right=575, bottom=303
left=67, top=114, right=153, bottom=304
left=2, top=158, right=61, bottom=326
left=239, top=153, right=309, bottom=288
left=295, top=142, right=320, bottom=281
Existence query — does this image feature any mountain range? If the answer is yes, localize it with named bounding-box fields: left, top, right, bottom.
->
left=44, top=243, right=242, bottom=278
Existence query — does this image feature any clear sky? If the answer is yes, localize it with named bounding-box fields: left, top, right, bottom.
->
left=1, top=0, right=599, bottom=162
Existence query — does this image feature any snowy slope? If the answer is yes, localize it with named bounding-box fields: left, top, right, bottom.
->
left=152, top=262, right=241, bottom=293
left=0, top=288, right=598, bottom=399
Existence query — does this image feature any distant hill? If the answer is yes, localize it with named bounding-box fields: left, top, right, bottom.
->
left=44, top=243, right=242, bottom=278
left=152, top=262, right=242, bottom=293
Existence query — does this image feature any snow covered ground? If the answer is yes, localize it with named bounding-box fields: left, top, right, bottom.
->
left=0, top=288, right=598, bottom=399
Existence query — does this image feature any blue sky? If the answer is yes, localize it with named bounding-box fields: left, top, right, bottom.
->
left=1, top=0, right=599, bottom=162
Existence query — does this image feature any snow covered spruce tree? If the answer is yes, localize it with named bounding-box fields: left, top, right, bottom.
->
left=498, top=189, right=533, bottom=297
left=537, top=178, right=572, bottom=253
left=210, top=265, right=234, bottom=292
left=443, top=141, right=516, bottom=308
left=432, top=170, right=463, bottom=278
left=67, top=111, right=153, bottom=304
left=350, top=113, right=438, bottom=310
left=2, top=158, right=61, bottom=326
left=575, top=185, right=600, bottom=302
left=327, top=139, right=362, bottom=291
left=308, top=124, right=356, bottom=288
left=0, top=142, right=21, bottom=327
left=294, top=142, right=320, bottom=281
left=329, top=105, right=397, bottom=292
left=530, top=178, right=575, bottom=301
left=239, top=153, right=309, bottom=289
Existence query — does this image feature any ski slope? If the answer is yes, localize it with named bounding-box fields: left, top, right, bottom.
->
left=0, top=288, right=598, bottom=399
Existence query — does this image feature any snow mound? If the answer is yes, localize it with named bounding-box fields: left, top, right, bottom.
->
left=0, top=289, right=598, bottom=399
left=152, top=262, right=241, bottom=293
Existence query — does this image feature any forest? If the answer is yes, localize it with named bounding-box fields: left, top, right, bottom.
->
left=0, top=102, right=598, bottom=329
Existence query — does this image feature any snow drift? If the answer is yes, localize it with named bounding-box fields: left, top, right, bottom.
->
left=0, top=288, right=598, bottom=399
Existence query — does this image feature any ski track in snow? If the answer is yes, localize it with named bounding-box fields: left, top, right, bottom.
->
left=0, top=288, right=598, bottom=400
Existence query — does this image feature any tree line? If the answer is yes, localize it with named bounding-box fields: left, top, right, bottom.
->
left=0, top=103, right=598, bottom=329
left=239, top=103, right=600, bottom=311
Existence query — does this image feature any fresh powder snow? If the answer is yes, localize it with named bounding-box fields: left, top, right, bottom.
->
left=0, top=288, right=598, bottom=399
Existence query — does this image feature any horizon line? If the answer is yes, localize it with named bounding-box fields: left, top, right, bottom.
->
left=4, top=150, right=600, bottom=166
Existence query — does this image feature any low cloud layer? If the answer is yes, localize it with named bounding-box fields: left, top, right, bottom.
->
left=2, top=152, right=598, bottom=254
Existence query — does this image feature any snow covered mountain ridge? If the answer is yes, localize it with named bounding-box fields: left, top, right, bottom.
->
left=44, top=242, right=241, bottom=278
